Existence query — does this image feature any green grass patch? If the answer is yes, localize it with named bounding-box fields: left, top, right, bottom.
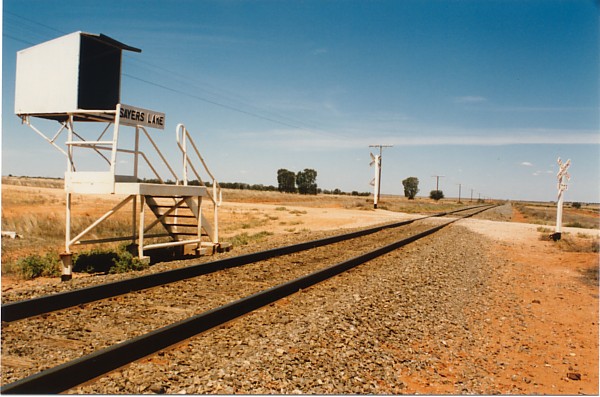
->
left=109, top=251, right=149, bottom=274
left=73, top=247, right=148, bottom=274
left=14, top=253, right=61, bottom=279
left=226, top=231, right=273, bottom=246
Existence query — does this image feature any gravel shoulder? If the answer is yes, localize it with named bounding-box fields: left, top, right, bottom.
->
left=459, top=215, right=599, bottom=395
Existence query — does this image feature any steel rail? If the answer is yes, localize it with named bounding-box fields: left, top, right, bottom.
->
left=1, top=205, right=492, bottom=323
left=0, top=205, right=494, bottom=394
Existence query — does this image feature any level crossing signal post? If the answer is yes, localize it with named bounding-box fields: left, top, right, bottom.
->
left=551, top=157, right=571, bottom=241
left=369, top=145, right=392, bottom=209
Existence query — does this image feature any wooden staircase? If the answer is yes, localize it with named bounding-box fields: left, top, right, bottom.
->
left=144, top=196, right=213, bottom=252
left=138, top=190, right=232, bottom=258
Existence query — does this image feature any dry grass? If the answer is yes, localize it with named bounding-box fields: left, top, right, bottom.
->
left=1, top=177, right=474, bottom=276
left=580, top=266, right=599, bottom=287
left=535, top=225, right=599, bottom=286
left=4, top=176, right=597, bottom=279
left=1, top=178, right=177, bottom=275
left=222, top=188, right=475, bottom=213
left=555, top=235, right=600, bottom=254
left=2, top=176, right=64, bottom=189
left=514, top=202, right=599, bottom=229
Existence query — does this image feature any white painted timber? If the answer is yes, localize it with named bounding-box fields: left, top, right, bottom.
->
left=65, top=171, right=116, bottom=194
left=15, top=31, right=140, bottom=117
left=64, top=172, right=207, bottom=197
left=113, top=183, right=208, bottom=197
left=15, top=32, right=80, bottom=115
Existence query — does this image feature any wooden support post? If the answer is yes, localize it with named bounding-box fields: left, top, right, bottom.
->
left=59, top=253, right=73, bottom=282
left=213, top=184, right=219, bottom=243
left=62, top=192, right=73, bottom=281
left=138, top=195, right=146, bottom=259
left=196, top=196, right=202, bottom=241
left=131, top=196, right=137, bottom=245
left=132, top=126, right=139, bottom=246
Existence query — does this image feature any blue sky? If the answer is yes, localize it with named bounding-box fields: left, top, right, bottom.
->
left=2, top=0, right=599, bottom=202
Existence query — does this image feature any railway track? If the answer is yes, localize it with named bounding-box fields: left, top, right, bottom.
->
left=1, top=204, right=496, bottom=393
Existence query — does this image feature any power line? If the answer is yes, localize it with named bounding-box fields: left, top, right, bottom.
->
left=125, top=56, right=322, bottom=131
left=4, top=10, right=67, bottom=35
left=3, top=33, right=35, bottom=46
left=123, top=73, right=311, bottom=130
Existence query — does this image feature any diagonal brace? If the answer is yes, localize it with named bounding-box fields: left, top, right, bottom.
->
left=68, top=195, right=134, bottom=248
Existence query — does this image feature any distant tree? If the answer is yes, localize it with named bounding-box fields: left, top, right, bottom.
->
left=277, top=169, right=296, bottom=193
left=296, top=168, right=318, bottom=195
left=430, top=190, right=444, bottom=201
left=402, top=177, right=419, bottom=200
left=572, top=202, right=582, bottom=209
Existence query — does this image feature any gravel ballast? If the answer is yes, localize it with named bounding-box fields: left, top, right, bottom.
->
left=70, top=224, right=497, bottom=394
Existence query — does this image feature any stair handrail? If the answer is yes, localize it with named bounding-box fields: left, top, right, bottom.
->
left=91, top=146, right=170, bottom=183
left=65, top=124, right=180, bottom=185
left=137, top=126, right=180, bottom=184
left=176, top=123, right=222, bottom=206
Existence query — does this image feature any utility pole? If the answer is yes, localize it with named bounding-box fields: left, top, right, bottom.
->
left=369, top=144, right=393, bottom=209
left=470, top=188, right=474, bottom=202
left=431, top=175, right=445, bottom=191
left=457, top=183, right=462, bottom=204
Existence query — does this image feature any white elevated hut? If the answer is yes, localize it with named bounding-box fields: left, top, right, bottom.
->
left=15, top=32, right=229, bottom=280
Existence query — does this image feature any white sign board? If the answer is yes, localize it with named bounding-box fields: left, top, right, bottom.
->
left=119, top=104, right=165, bottom=130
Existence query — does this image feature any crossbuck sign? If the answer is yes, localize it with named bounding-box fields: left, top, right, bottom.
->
left=553, top=157, right=571, bottom=240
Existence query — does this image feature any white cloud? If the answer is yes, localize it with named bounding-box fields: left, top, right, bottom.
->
left=236, top=123, right=600, bottom=152
left=453, top=96, right=487, bottom=104
left=488, top=106, right=596, bottom=113
left=520, top=161, right=533, bottom=167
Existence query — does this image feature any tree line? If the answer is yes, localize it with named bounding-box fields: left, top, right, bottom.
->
left=277, top=168, right=318, bottom=195
left=138, top=169, right=370, bottom=196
